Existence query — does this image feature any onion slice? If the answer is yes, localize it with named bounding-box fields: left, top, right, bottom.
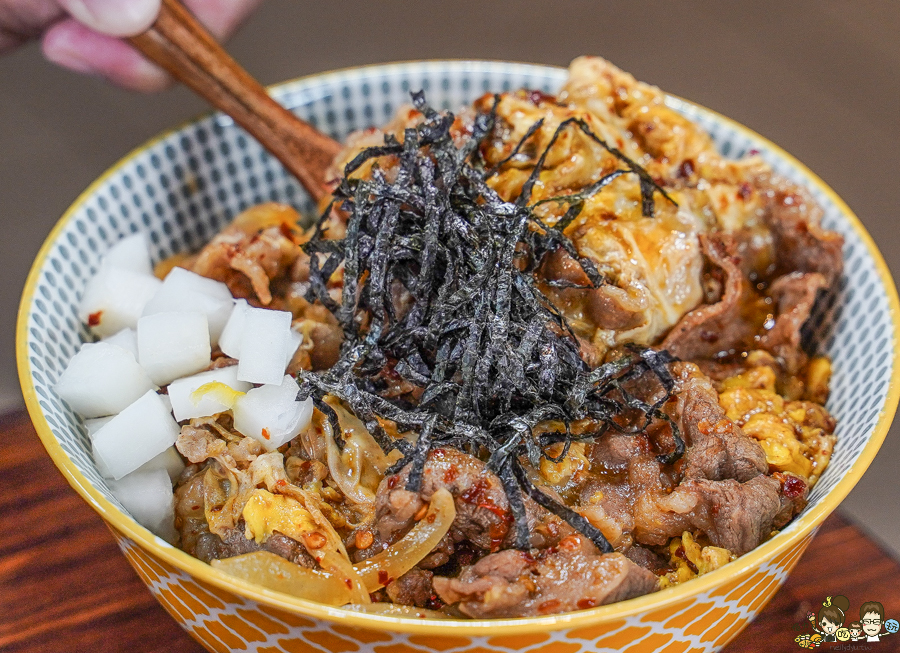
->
left=353, top=488, right=455, bottom=592
left=211, top=552, right=353, bottom=606
left=324, top=416, right=374, bottom=506
left=241, top=489, right=370, bottom=604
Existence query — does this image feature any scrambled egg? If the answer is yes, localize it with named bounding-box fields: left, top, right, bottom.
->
left=659, top=531, right=734, bottom=589
left=539, top=441, right=590, bottom=485
left=718, top=357, right=836, bottom=486
left=242, top=489, right=319, bottom=545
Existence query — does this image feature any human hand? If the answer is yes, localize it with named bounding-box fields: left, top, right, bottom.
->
left=0, top=0, right=263, bottom=91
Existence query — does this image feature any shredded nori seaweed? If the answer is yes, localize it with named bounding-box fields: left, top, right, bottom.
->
left=300, top=92, right=682, bottom=554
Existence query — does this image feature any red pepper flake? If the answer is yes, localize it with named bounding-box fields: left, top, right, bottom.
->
left=377, top=570, right=390, bottom=586
left=304, top=532, right=327, bottom=549
left=87, top=311, right=103, bottom=327
left=387, top=476, right=399, bottom=489
left=425, top=594, right=445, bottom=611
left=577, top=598, right=597, bottom=610
left=783, top=475, right=807, bottom=499
left=674, top=546, right=686, bottom=559
left=538, top=599, right=561, bottom=614
left=344, top=578, right=352, bottom=589
left=261, top=428, right=271, bottom=440
left=477, top=502, right=507, bottom=519
left=426, top=513, right=436, bottom=524
left=738, top=182, right=753, bottom=201
left=678, top=159, right=695, bottom=178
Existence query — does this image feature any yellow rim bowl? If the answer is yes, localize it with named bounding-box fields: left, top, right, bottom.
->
left=16, top=60, right=900, bottom=639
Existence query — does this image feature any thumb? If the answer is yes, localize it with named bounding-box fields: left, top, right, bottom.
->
left=58, top=0, right=161, bottom=37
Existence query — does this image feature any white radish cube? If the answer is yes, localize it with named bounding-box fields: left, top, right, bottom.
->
left=55, top=342, right=156, bottom=418
left=78, top=266, right=162, bottom=337
left=107, top=467, right=176, bottom=542
left=167, top=365, right=251, bottom=422
left=85, top=415, right=114, bottom=438
left=218, top=299, right=249, bottom=358
left=232, top=375, right=313, bottom=451
left=285, top=329, right=303, bottom=368
left=92, top=442, right=114, bottom=478
left=95, top=443, right=185, bottom=483
left=141, top=446, right=186, bottom=483
left=142, top=267, right=235, bottom=345
left=102, top=328, right=139, bottom=359
left=236, top=308, right=293, bottom=385
left=103, top=232, right=153, bottom=276
left=92, top=390, right=180, bottom=479
left=137, top=311, right=211, bottom=386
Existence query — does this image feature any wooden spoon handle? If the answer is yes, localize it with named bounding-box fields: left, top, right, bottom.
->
left=129, top=0, right=340, bottom=202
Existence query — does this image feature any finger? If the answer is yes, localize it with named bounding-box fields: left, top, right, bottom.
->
left=183, top=0, right=264, bottom=39
left=0, top=0, right=65, bottom=52
left=42, top=18, right=171, bottom=92
left=57, top=0, right=161, bottom=37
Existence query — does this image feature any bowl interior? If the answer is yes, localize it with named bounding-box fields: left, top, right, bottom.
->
left=18, top=60, right=898, bottom=619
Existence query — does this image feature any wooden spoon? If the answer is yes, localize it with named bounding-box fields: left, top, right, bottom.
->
left=129, top=0, right=341, bottom=202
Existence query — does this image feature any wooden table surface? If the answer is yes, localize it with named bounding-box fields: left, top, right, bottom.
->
left=2, top=411, right=898, bottom=653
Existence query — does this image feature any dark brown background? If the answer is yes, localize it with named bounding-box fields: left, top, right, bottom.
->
left=0, top=0, right=897, bottom=559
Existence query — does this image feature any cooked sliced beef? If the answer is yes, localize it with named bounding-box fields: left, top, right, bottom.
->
left=375, top=448, right=571, bottom=553
left=187, top=206, right=305, bottom=306
left=668, top=362, right=767, bottom=482
left=417, top=532, right=455, bottom=569
left=385, top=568, right=436, bottom=607
left=539, top=247, right=643, bottom=331
left=661, top=234, right=749, bottom=360
left=585, top=432, right=657, bottom=547
left=193, top=525, right=317, bottom=567
left=176, top=423, right=226, bottom=464
left=174, top=467, right=316, bottom=567
left=585, top=364, right=777, bottom=555
left=624, top=544, right=669, bottom=573
left=759, top=272, right=828, bottom=373
left=433, top=535, right=659, bottom=617
left=759, top=175, right=844, bottom=288
left=588, top=430, right=649, bottom=471
left=772, top=473, right=809, bottom=529
left=577, top=479, right=634, bottom=548
left=375, top=448, right=512, bottom=551
left=651, top=475, right=783, bottom=555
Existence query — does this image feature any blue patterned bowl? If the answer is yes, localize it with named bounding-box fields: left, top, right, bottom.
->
left=17, top=61, right=900, bottom=653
